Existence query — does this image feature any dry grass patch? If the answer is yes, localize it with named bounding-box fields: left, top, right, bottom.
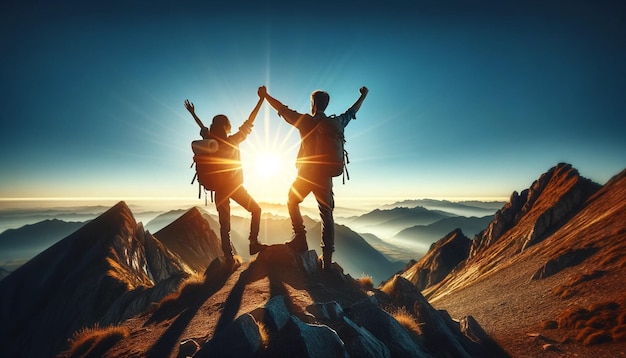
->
left=68, top=324, right=129, bottom=357
left=390, top=307, right=422, bottom=337
left=552, top=300, right=625, bottom=347
left=356, top=274, right=374, bottom=291
left=553, top=270, right=606, bottom=299
left=583, top=331, right=612, bottom=346
left=612, top=325, right=626, bottom=342
left=257, top=321, right=269, bottom=348
left=157, top=272, right=205, bottom=309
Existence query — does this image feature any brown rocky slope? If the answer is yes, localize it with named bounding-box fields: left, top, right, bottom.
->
left=402, top=163, right=626, bottom=357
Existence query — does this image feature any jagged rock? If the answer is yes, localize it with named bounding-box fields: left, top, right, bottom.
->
left=255, top=244, right=299, bottom=271
left=401, top=229, right=471, bottom=290
left=199, top=313, right=263, bottom=358
left=338, top=316, right=391, bottom=358
left=470, top=163, right=600, bottom=258
left=348, top=296, right=431, bottom=358
left=279, top=316, right=349, bottom=358
left=521, top=165, right=599, bottom=251
left=250, top=295, right=291, bottom=332
left=102, top=272, right=186, bottom=324
left=178, top=339, right=199, bottom=358
left=531, top=246, right=600, bottom=280
left=470, top=189, right=528, bottom=258
left=154, top=207, right=223, bottom=273
left=302, top=250, right=321, bottom=274
left=460, top=315, right=490, bottom=343
left=307, top=301, right=344, bottom=322
left=380, top=275, right=509, bottom=358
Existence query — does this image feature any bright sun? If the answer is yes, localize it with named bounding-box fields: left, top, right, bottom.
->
left=255, top=152, right=282, bottom=179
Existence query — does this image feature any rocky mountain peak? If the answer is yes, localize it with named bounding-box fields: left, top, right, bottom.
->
left=0, top=201, right=190, bottom=358
left=400, top=228, right=471, bottom=290
left=469, top=163, right=600, bottom=259
left=154, top=207, right=223, bottom=273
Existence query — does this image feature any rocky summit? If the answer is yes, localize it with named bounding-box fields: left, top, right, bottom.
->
left=95, top=244, right=509, bottom=358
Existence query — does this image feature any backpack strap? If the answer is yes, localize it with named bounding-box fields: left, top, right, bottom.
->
left=342, top=149, right=350, bottom=185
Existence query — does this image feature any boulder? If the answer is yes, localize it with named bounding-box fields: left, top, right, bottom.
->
left=338, top=316, right=391, bottom=358
left=278, top=316, right=348, bottom=358
left=307, top=301, right=344, bottom=322
left=531, top=247, right=599, bottom=280
left=348, top=296, right=431, bottom=358
left=250, top=295, right=291, bottom=332
left=198, top=313, right=263, bottom=357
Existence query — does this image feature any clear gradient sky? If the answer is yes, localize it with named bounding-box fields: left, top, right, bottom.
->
left=1, top=1, right=625, bottom=204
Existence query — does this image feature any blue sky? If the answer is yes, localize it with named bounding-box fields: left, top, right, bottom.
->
left=1, top=0, right=625, bottom=204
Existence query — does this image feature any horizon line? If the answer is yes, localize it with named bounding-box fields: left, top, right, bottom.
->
left=0, top=196, right=509, bottom=203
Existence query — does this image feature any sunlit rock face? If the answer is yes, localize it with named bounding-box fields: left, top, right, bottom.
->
left=401, top=228, right=471, bottom=290
left=469, top=163, right=599, bottom=259
left=0, top=201, right=190, bottom=358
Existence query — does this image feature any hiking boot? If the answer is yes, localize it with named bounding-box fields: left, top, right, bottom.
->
left=286, top=233, right=308, bottom=253
left=249, top=239, right=268, bottom=255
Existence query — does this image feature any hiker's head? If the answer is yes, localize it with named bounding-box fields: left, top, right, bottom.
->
left=209, top=114, right=231, bottom=138
left=311, top=90, right=330, bottom=114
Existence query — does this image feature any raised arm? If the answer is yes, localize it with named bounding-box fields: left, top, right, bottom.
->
left=244, top=95, right=265, bottom=126
left=348, top=86, right=369, bottom=115
left=184, top=99, right=206, bottom=129
left=258, top=86, right=286, bottom=113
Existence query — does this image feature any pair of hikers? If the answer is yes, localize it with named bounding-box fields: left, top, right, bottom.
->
left=185, top=85, right=369, bottom=271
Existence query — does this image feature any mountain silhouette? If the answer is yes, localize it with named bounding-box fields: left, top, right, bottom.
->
left=401, top=163, right=626, bottom=356
left=0, top=267, right=9, bottom=280
left=400, top=228, right=471, bottom=291
left=0, top=202, right=191, bottom=357
left=0, top=219, right=86, bottom=266
left=394, top=215, right=494, bottom=251
left=345, top=206, right=455, bottom=237
left=228, top=213, right=404, bottom=284
left=382, top=199, right=504, bottom=216
left=153, top=207, right=223, bottom=273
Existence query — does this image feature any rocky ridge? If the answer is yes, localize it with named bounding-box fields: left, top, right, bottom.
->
left=401, top=163, right=626, bottom=356
left=400, top=228, right=471, bottom=290
left=0, top=202, right=196, bottom=357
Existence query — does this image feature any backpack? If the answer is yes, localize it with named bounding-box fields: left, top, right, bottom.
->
left=191, top=137, right=228, bottom=202
left=314, top=115, right=350, bottom=182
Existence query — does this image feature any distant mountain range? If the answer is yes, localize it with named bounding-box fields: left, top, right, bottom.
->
left=1, top=198, right=500, bottom=279
left=393, top=215, right=494, bottom=250
left=0, top=219, right=86, bottom=268
left=1, top=162, right=624, bottom=357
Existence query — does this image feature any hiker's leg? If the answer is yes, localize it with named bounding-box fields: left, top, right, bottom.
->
left=230, top=186, right=265, bottom=255
left=288, top=176, right=314, bottom=235
left=214, top=190, right=233, bottom=258
left=230, top=186, right=261, bottom=241
left=313, top=176, right=335, bottom=269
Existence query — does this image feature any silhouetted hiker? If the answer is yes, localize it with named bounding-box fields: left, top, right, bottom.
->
left=184, top=90, right=267, bottom=263
left=258, top=85, right=368, bottom=271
